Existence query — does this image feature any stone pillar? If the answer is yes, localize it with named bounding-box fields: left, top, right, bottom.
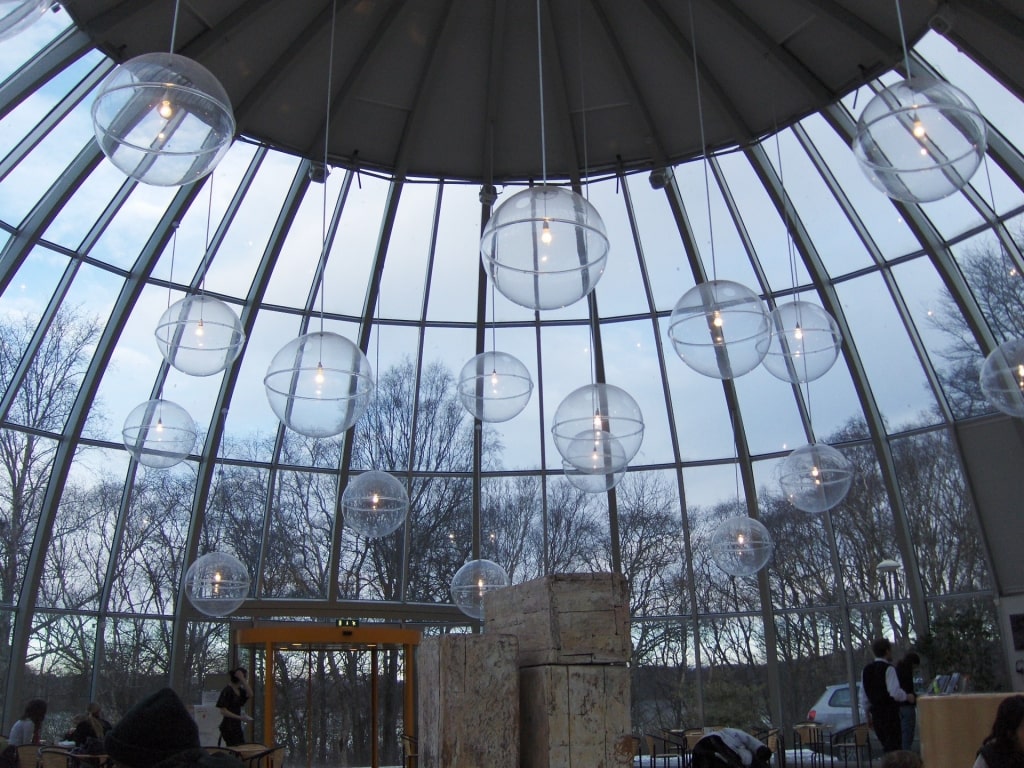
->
left=485, top=573, right=634, bottom=768
left=417, top=633, right=519, bottom=768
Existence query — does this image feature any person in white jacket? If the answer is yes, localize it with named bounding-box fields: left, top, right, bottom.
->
left=691, top=728, right=773, bottom=768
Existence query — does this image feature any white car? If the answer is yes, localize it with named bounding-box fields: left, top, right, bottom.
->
left=806, top=683, right=863, bottom=731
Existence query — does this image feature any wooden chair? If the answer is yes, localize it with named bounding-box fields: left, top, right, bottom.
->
left=17, top=745, right=40, bottom=768
left=829, top=723, right=871, bottom=768
left=204, top=748, right=243, bottom=760
left=766, top=728, right=786, bottom=768
left=792, top=723, right=830, bottom=768
left=36, top=749, right=72, bottom=768
left=400, top=733, right=417, bottom=768
left=645, top=733, right=681, bottom=767
left=241, top=746, right=283, bottom=768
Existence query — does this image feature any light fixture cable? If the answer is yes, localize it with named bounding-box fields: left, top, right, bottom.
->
left=688, top=0, right=717, bottom=280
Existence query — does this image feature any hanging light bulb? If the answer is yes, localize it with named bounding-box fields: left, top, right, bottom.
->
left=710, top=516, right=773, bottom=577
left=778, top=442, right=854, bottom=514
left=92, top=52, right=236, bottom=186
left=668, top=280, right=771, bottom=379
left=852, top=75, right=987, bottom=203
left=122, top=398, right=197, bottom=469
left=457, top=351, right=533, bottom=422
left=185, top=551, right=250, bottom=617
left=480, top=186, right=609, bottom=310
left=552, top=384, right=644, bottom=473
left=980, top=338, right=1024, bottom=417
left=155, top=295, right=245, bottom=377
left=264, top=331, right=374, bottom=438
left=450, top=559, right=510, bottom=620
left=341, top=470, right=408, bottom=539
left=562, top=458, right=626, bottom=493
left=757, top=301, right=843, bottom=383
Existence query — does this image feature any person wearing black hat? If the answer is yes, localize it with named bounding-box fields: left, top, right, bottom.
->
left=215, top=668, right=253, bottom=747
left=104, top=688, right=246, bottom=768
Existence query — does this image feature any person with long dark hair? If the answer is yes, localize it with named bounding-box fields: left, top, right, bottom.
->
left=216, top=667, right=253, bottom=747
left=974, top=695, right=1024, bottom=768
left=8, top=699, right=47, bottom=745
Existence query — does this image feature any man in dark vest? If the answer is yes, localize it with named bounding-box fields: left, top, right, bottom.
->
left=859, top=638, right=916, bottom=752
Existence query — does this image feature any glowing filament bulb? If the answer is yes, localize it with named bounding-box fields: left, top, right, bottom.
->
left=712, top=310, right=723, bottom=328
left=490, top=371, right=499, bottom=388
left=912, top=119, right=926, bottom=139
left=593, top=412, right=603, bottom=429
left=315, top=363, right=325, bottom=385
left=540, top=220, right=553, bottom=244
left=155, top=418, right=164, bottom=432
left=794, top=324, right=803, bottom=340
left=371, top=492, right=380, bottom=508
left=737, top=534, right=745, bottom=545
left=1017, top=364, right=1024, bottom=389
left=195, top=319, right=205, bottom=337
left=158, top=99, right=174, bottom=119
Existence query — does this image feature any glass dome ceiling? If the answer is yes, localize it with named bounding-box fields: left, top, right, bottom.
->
left=1, top=0, right=1023, bottom=759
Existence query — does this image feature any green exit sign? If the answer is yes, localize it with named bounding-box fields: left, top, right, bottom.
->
left=337, top=618, right=360, bottom=627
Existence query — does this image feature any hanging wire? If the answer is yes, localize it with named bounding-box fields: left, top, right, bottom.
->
left=688, top=0, right=717, bottom=279
left=200, top=176, right=214, bottom=295
left=577, top=0, right=589, bottom=199
left=894, top=0, right=913, bottom=79
left=535, top=0, right=548, bottom=185
left=319, top=0, right=339, bottom=334
left=169, top=0, right=181, bottom=53
left=166, top=221, right=178, bottom=310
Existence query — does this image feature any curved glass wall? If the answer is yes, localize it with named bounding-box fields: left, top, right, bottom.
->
left=0, top=9, right=1018, bottom=765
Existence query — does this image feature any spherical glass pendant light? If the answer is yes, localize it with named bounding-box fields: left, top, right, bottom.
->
left=561, top=428, right=628, bottom=475
left=122, top=398, right=197, bottom=469
left=0, top=0, right=49, bottom=41
left=184, top=551, right=250, bottom=617
left=91, top=52, right=236, bottom=187
left=480, top=185, right=609, bottom=310
left=342, top=470, right=409, bottom=539
left=562, top=459, right=626, bottom=493
left=758, top=301, right=843, bottom=384
left=450, top=559, right=510, bottom=620
left=667, top=280, right=771, bottom=379
left=264, top=331, right=374, bottom=438
left=710, top=516, right=773, bottom=577
left=852, top=75, right=987, bottom=203
left=154, top=295, right=245, bottom=377
left=778, top=442, right=854, bottom=514
left=551, top=384, right=644, bottom=473
left=457, top=351, right=533, bottom=422
left=980, top=338, right=1024, bottom=417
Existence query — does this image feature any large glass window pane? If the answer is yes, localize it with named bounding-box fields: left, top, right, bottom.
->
left=717, top=149, right=812, bottom=293
left=625, top=174, right=693, bottom=315
left=323, top=172, right=390, bottom=317
left=834, top=273, right=939, bottom=433
left=202, top=152, right=302, bottom=298
left=697, top=616, right=770, bottom=729
left=426, top=182, right=483, bottom=324
left=799, top=114, right=923, bottom=262
left=378, top=182, right=434, bottom=321
left=262, top=469, right=332, bottom=599
left=0, top=91, right=97, bottom=226
left=891, top=255, right=985, bottom=420
left=630, top=618, right=693, bottom=731
left=767, top=129, right=875, bottom=277
left=108, top=470, right=192, bottom=614
left=590, top=176, right=650, bottom=318
left=890, top=429, right=991, bottom=597
left=673, top=159, right=763, bottom=288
